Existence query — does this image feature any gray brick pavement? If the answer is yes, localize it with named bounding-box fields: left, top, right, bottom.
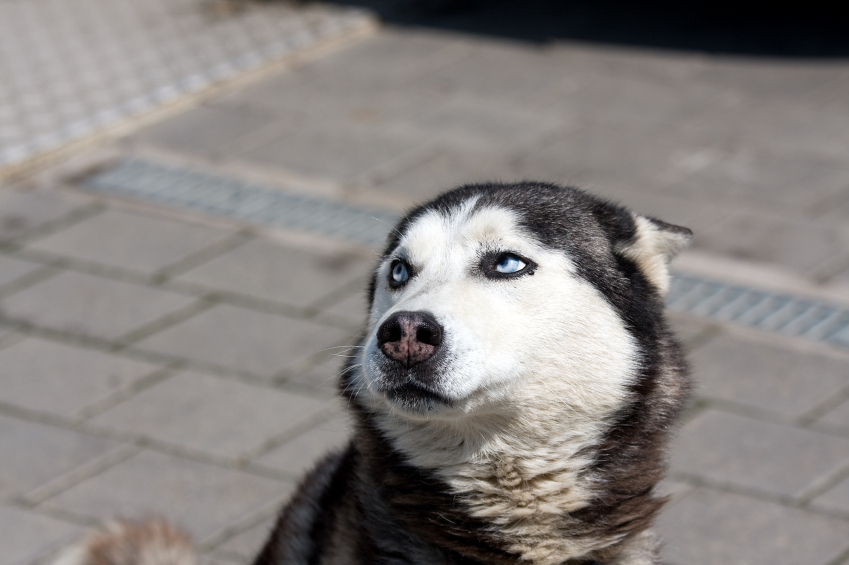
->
left=2, top=13, right=849, bottom=565
left=26, top=209, right=239, bottom=275
left=0, top=338, right=159, bottom=419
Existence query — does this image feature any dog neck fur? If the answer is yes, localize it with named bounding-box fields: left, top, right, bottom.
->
left=355, top=199, right=645, bottom=564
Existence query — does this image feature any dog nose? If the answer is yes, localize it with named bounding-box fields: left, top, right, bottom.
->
left=377, top=311, right=443, bottom=368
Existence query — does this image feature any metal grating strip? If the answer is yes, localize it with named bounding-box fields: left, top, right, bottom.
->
left=667, top=273, right=849, bottom=349
left=80, top=158, right=849, bottom=350
left=81, top=158, right=401, bottom=248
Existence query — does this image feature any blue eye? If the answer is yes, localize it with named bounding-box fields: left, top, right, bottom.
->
left=495, top=254, right=526, bottom=274
left=390, top=261, right=409, bottom=286
left=483, top=252, right=536, bottom=279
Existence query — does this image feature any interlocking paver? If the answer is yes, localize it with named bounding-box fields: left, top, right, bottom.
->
left=133, top=304, right=353, bottom=378
left=374, top=148, right=522, bottom=202
left=238, top=119, right=427, bottom=186
left=819, top=397, right=849, bottom=429
left=0, top=271, right=197, bottom=340
left=285, top=354, right=347, bottom=396
left=0, top=503, right=81, bottom=565
left=658, top=488, right=849, bottom=565
left=0, top=337, right=160, bottom=417
left=175, top=238, right=372, bottom=310
left=314, top=286, right=369, bottom=331
left=690, top=333, right=849, bottom=417
left=255, top=412, right=350, bottom=477
left=211, top=515, right=276, bottom=564
left=811, top=475, right=849, bottom=516
left=402, top=96, right=566, bottom=155
left=42, top=450, right=292, bottom=543
left=514, top=125, right=697, bottom=189
left=26, top=208, right=238, bottom=274
left=0, top=189, right=92, bottom=241
left=216, top=30, right=464, bottom=120
left=670, top=146, right=849, bottom=211
left=671, top=410, right=849, bottom=497
left=694, top=208, right=849, bottom=274
left=0, top=414, right=124, bottom=498
left=90, top=371, right=330, bottom=460
left=133, top=105, right=275, bottom=160
left=0, top=255, right=40, bottom=287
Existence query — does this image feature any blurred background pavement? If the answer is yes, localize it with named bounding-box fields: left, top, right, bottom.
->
left=1, top=1, right=849, bottom=564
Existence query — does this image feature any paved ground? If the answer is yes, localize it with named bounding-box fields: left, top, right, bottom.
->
left=2, top=4, right=849, bottom=565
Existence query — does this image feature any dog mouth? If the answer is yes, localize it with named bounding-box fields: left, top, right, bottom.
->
left=381, top=381, right=453, bottom=412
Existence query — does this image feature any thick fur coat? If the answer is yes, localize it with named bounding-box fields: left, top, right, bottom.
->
left=59, top=182, right=691, bottom=565
left=255, top=182, right=692, bottom=565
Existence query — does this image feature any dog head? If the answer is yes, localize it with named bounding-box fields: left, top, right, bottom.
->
left=348, top=183, right=691, bottom=422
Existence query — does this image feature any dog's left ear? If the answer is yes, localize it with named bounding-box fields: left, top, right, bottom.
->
left=617, top=215, right=692, bottom=295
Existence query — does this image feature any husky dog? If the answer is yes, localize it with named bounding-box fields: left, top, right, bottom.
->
left=62, top=182, right=692, bottom=565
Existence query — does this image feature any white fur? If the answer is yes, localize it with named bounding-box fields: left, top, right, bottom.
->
left=618, top=216, right=690, bottom=296
left=353, top=198, right=640, bottom=564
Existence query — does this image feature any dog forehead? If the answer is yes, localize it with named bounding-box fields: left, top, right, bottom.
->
left=399, top=201, right=528, bottom=262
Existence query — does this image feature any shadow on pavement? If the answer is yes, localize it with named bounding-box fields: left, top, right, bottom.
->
left=320, top=0, right=849, bottom=57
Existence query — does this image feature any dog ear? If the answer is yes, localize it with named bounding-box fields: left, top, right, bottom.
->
left=617, top=215, right=692, bottom=295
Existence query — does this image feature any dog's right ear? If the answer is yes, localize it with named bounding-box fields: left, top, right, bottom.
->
left=616, top=215, right=692, bottom=296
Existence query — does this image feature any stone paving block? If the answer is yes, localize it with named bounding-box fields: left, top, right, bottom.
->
left=133, top=304, right=353, bottom=378
left=133, top=105, right=273, bottom=160
left=671, top=147, right=849, bottom=212
left=0, top=188, right=92, bottom=241
left=314, top=286, right=369, bottom=331
left=657, top=488, right=849, bottom=565
left=375, top=149, right=523, bottom=202
left=285, top=353, right=347, bottom=396
left=175, top=238, right=372, bottom=310
left=0, top=271, right=197, bottom=340
left=0, top=337, right=160, bottom=417
left=811, top=475, right=849, bottom=516
left=694, top=208, right=849, bottom=275
left=722, top=100, right=849, bottom=163
left=408, top=42, right=570, bottom=110
left=546, top=71, right=735, bottom=136
left=670, top=410, right=849, bottom=498
left=687, top=58, right=846, bottom=102
left=515, top=125, right=706, bottom=190
left=0, top=503, right=82, bottom=565
left=211, top=515, right=276, bottom=563
left=255, top=412, right=350, bottom=477
left=403, top=95, right=566, bottom=155
left=26, top=208, right=237, bottom=274
left=689, top=333, right=849, bottom=417
left=42, top=450, right=293, bottom=543
left=0, top=255, right=41, bottom=287
left=820, top=398, right=849, bottom=429
left=91, top=371, right=329, bottom=460
left=238, top=119, right=427, bottom=186
left=217, top=30, right=463, bottom=118
left=0, top=413, right=124, bottom=498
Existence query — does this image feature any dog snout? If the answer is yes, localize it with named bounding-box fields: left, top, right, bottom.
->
left=377, top=311, right=443, bottom=368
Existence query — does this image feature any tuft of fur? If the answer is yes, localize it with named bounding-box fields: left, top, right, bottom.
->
left=53, top=519, right=198, bottom=565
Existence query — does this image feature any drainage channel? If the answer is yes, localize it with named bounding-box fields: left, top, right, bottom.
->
left=81, top=157, right=849, bottom=351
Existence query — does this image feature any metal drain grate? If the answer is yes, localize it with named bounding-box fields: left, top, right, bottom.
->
left=667, top=273, right=849, bottom=349
left=81, top=158, right=849, bottom=350
left=82, top=158, right=401, bottom=248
